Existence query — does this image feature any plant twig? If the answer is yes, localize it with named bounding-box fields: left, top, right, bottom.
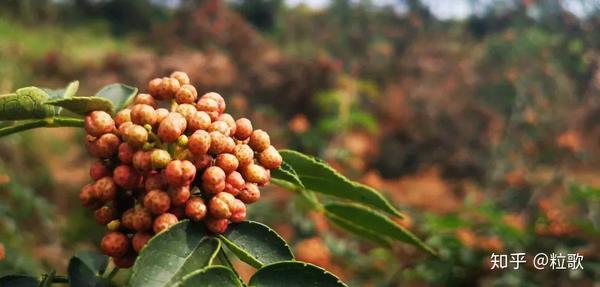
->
left=105, top=267, right=120, bottom=280
left=0, top=117, right=84, bottom=137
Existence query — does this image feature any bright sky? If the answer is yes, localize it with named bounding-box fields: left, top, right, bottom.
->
left=284, top=0, right=598, bottom=19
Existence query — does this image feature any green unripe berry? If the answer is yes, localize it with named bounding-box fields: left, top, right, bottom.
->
left=151, top=149, right=172, bottom=169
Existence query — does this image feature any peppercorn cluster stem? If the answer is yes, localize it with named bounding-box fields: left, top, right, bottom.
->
left=79, top=71, right=282, bottom=268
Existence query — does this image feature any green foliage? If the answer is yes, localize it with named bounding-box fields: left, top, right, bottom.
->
left=180, top=266, right=242, bottom=287
left=277, top=149, right=402, bottom=217
left=95, top=83, right=138, bottom=112
left=46, top=97, right=115, bottom=116
left=219, top=221, right=294, bottom=268
left=129, top=221, right=219, bottom=287
left=248, top=261, right=347, bottom=287
left=67, top=251, right=112, bottom=287
left=0, top=87, right=55, bottom=120
left=0, top=275, right=38, bottom=287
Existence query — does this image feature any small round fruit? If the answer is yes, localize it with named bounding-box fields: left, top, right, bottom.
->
left=234, top=144, right=254, bottom=167
left=94, top=176, right=117, bottom=202
left=114, top=108, right=132, bottom=127
left=230, top=199, right=247, bottom=223
left=209, top=120, right=230, bottom=136
left=157, top=77, right=181, bottom=100
left=192, top=153, right=213, bottom=171
left=188, top=130, right=211, bottom=155
left=150, top=149, right=171, bottom=169
left=248, top=129, right=270, bottom=152
left=100, top=232, right=130, bottom=258
left=145, top=172, right=167, bottom=191
left=208, top=131, right=228, bottom=155
left=258, top=145, right=282, bottom=170
left=131, top=207, right=153, bottom=232
left=209, top=194, right=232, bottom=219
left=239, top=183, right=260, bottom=204
left=155, top=108, right=169, bottom=124
left=205, top=218, right=228, bottom=234
left=90, top=160, right=110, bottom=181
left=170, top=71, right=190, bottom=85
left=196, top=97, right=219, bottom=114
left=224, top=171, right=245, bottom=196
left=164, top=160, right=196, bottom=187
left=234, top=118, right=253, bottom=140
left=144, top=190, right=171, bottom=215
left=118, top=143, right=135, bottom=164
left=85, top=111, right=115, bottom=137
left=153, top=213, right=178, bottom=233
left=134, top=93, right=157, bottom=108
left=185, top=197, right=207, bottom=221
left=218, top=113, right=236, bottom=135
left=123, top=124, right=149, bottom=148
left=201, top=92, right=226, bottom=114
left=113, top=165, right=141, bottom=190
left=87, top=133, right=121, bottom=158
left=132, top=150, right=152, bottom=172
left=132, top=232, right=152, bottom=253
left=121, top=208, right=135, bottom=230
left=240, top=164, right=269, bottom=185
left=215, top=153, right=238, bottom=174
left=201, top=166, right=226, bottom=194
left=131, top=104, right=157, bottom=126
left=186, top=111, right=211, bottom=132
left=95, top=206, right=118, bottom=225
left=170, top=185, right=190, bottom=206
left=107, top=219, right=121, bottom=231
left=148, top=78, right=162, bottom=97
left=158, top=113, right=187, bottom=143
left=175, top=84, right=198, bottom=104
left=113, top=253, right=136, bottom=268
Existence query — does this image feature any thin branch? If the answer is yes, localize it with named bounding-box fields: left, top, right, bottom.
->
left=0, top=117, right=84, bottom=137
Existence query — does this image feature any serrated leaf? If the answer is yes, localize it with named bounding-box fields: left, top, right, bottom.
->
left=0, top=87, right=55, bottom=120
left=0, top=275, right=39, bottom=287
left=129, top=220, right=220, bottom=287
left=219, top=221, right=294, bottom=269
left=271, top=161, right=304, bottom=188
left=95, top=83, right=137, bottom=111
left=67, top=257, right=113, bottom=287
left=325, top=203, right=436, bottom=255
left=43, top=81, right=79, bottom=99
left=179, top=266, right=242, bottom=287
left=279, top=150, right=402, bottom=217
left=46, top=96, right=114, bottom=115
left=325, top=211, right=392, bottom=247
left=249, top=261, right=347, bottom=287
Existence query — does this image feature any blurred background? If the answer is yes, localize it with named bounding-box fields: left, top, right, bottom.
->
left=0, top=0, right=599, bottom=286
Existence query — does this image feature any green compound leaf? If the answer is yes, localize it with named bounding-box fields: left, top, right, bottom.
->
left=271, top=160, right=304, bottom=188
left=179, top=266, right=242, bottom=287
left=0, top=275, right=39, bottom=287
left=324, top=203, right=436, bottom=255
left=279, top=150, right=403, bottom=218
left=0, top=87, right=55, bottom=120
left=130, top=220, right=220, bottom=287
left=219, top=221, right=294, bottom=269
left=46, top=96, right=115, bottom=116
left=249, top=261, right=347, bottom=287
left=67, top=251, right=112, bottom=287
left=43, top=81, right=79, bottom=99
left=325, top=211, right=392, bottom=247
left=95, top=83, right=137, bottom=112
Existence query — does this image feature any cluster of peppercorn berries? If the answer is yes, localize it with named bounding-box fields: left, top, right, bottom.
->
left=79, top=71, right=282, bottom=268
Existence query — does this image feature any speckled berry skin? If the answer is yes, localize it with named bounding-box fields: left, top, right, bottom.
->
left=170, top=71, right=190, bottom=86
left=170, top=185, right=191, bottom=206
left=80, top=183, right=102, bottom=209
left=145, top=172, right=167, bottom=192
left=239, top=183, right=260, bottom=204
left=224, top=171, right=245, bottom=196
left=100, top=232, right=130, bottom=258
left=133, top=150, right=152, bottom=172
left=153, top=213, right=178, bottom=233
left=118, top=143, right=134, bottom=164
left=85, top=111, right=115, bottom=137
left=208, top=131, right=228, bottom=155
left=131, top=207, right=153, bottom=232
left=248, top=129, right=271, bottom=152
left=209, top=195, right=232, bottom=219
left=165, top=160, right=196, bottom=187
left=240, top=164, right=269, bottom=185
left=215, top=153, right=239, bottom=174
left=94, top=176, right=117, bottom=202
left=113, top=253, right=136, bottom=268
left=187, top=111, right=211, bottom=132
left=131, top=104, right=157, bottom=126
left=113, top=165, right=141, bottom=190
left=158, top=113, right=187, bottom=143
left=148, top=78, right=162, bottom=97
left=185, top=197, right=207, bottom=221
left=230, top=199, right=247, bottom=223
left=202, top=166, right=226, bottom=195
left=258, top=145, right=282, bottom=170
left=201, top=92, right=226, bottom=114
left=132, top=232, right=152, bottom=253
left=175, top=84, right=198, bottom=104
left=209, top=120, right=231, bottom=136
left=90, top=160, right=110, bottom=181
left=114, top=109, right=131, bottom=127
left=188, top=130, right=211, bottom=155
left=234, top=144, right=254, bottom=167
left=95, top=206, right=118, bottom=225
left=234, top=118, right=253, bottom=140
left=87, top=133, right=121, bottom=158
left=144, top=190, right=171, bottom=215
left=134, top=93, right=157, bottom=108
left=205, top=218, right=228, bottom=233
left=123, top=124, right=148, bottom=148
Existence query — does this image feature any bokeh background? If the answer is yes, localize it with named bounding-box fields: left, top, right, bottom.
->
left=1, top=0, right=599, bottom=286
